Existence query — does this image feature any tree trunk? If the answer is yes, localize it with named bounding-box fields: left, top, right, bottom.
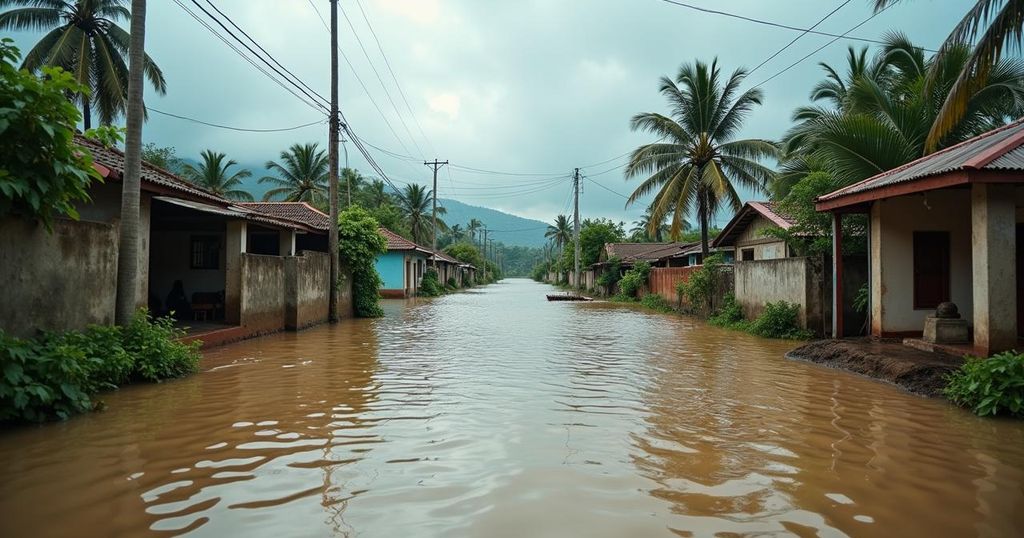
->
left=699, top=191, right=710, bottom=260
left=114, top=0, right=147, bottom=325
left=82, top=95, right=91, bottom=131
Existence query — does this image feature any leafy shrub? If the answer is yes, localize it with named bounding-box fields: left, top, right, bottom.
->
left=45, top=325, right=132, bottom=393
left=640, top=293, right=673, bottom=313
left=338, top=206, right=388, bottom=317
left=596, top=257, right=622, bottom=292
left=447, top=276, right=457, bottom=288
left=419, top=268, right=444, bottom=297
left=709, top=293, right=745, bottom=327
left=678, top=253, right=726, bottom=312
left=616, top=261, right=651, bottom=300
left=0, top=332, right=93, bottom=422
left=944, top=351, right=1024, bottom=417
left=123, top=310, right=200, bottom=382
left=748, top=301, right=811, bottom=340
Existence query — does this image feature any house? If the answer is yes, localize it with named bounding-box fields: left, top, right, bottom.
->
left=597, top=242, right=694, bottom=269
left=430, top=250, right=474, bottom=287
left=375, top=228, right=431, bottom=298
left=713, top=201, right=797, bottom=261
left=1, top=135, right=345, bottom=345
left=816, top=119, right=1024, bottom=355
left=672, top=243, right=735, bottom=266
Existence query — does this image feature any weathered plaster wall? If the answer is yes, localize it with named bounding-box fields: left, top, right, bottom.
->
left=285, top=250, right=331, bottom=329
left=873, top=190, right=973, bottom=335
left=0, top=217, right=118, bottom=337
left=735, top=215, right=788, bottom=260
left=734, top=257, right=827, bottom=334
left=239, top=254, right=287, bottom=334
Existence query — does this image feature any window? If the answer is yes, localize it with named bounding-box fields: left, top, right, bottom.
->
left=913, top=231, right=950, bottom=309
left=741, top=248, right=755, bottom=261
left=190, top=236, right=220, bottom=270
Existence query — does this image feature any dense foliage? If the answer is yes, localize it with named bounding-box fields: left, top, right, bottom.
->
left=338, top=206, right=388, bottom=317
left=762, top=172, right=866, bottom=256
left=419, top=268, right=444, bottom=297
left=0, top=310, right=200, bottom=423
left=708, top=293, right=744, bottom=326
left=445, top=242, right=485, bottom=271
left=0, top=39, right=105, bottom=228
left=640, top=293, right=673, bottom=313
left=596, top=257, right=622, bottom=292
left=616, top=261, right=651, bottom=300
left=677, top=253, right=727, bottom=313
left=945, top=351, right=1024, bottom=417
left=748, top=301, right=812, bottom=340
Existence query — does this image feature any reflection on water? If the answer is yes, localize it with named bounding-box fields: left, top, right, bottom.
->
left=2, top=279, right=1023, bottom=537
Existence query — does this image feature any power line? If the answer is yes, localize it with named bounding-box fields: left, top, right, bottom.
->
left=747, top=0, right=852, bottom=76
left=584, top=175, right=630, bottom=200
left=658, top=0, right=936, bottom=52
left=751, top=3, right=896, bottom=89
left=149, top=107, right=325, bottom=132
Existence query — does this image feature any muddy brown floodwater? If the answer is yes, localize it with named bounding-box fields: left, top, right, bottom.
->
left=2, top=279, right=1024, bottom=537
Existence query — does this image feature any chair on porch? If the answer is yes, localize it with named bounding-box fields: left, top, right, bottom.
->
left=191, top=291, right=224, bottom=321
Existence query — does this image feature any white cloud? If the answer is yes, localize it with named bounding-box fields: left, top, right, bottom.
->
left=375, top=0, right=441, bottom=24
left=427, top=92, right=461, bottom=120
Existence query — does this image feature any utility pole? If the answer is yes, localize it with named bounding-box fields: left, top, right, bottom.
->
left=572, top=167, right=581, bottom=290
left=482, top=227, right=489, bottom=281
left=424, top=159, right=448, bottom=265
left=327, top=0, right=340, bottom=323
left=342, top=135, right=350, bottom=206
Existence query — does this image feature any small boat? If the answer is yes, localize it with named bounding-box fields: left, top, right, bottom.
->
left=546, top=292, right=594, bottom=302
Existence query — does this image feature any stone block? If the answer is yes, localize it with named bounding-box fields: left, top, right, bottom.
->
left=923, top=316, right=969, bottom=344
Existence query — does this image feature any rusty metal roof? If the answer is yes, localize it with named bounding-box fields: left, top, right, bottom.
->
left=819, top=118, right=1024, bottom=203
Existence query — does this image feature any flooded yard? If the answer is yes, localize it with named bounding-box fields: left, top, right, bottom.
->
left=2, top=279, right=1023, bottom=536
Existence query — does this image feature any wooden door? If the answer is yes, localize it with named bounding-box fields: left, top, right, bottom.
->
left=913, top=231, right=950, bottom=310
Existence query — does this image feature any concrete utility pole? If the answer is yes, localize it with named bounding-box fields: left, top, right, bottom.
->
left=572, top=167, right=581, bottom=290
left=482, top=227, right=489, bottom=281
left=424, top=159, right=448, bottom=265
left=327, top=0, right=341, bottom=322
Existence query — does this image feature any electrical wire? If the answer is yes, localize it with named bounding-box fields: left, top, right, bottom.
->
left=747, top=0, right=852, bottom=76
left=149, top=107, right=325, bottom=132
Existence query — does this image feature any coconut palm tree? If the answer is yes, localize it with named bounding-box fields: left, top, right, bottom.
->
left=398, top=184, right=447, bottom=245
left=875, top=0, right=1024, bottom=150
left=545, top=214, right=572, bottom=253
left=342, top=167, right=366, bottom=206
left=260, top=143, right=329, bottom=205
left=449, top=224, right=465, bottom=242
left=0, top=0, right=166, bottom=129
left=780, top=33, right=1024, bottom=190
left=466, top=218, right=483, bottom=244
left=182, top=150, right=254, bottom=201
left=626, top=59, right=777, bottom=256
left=630, top=206, right=683, bottom=242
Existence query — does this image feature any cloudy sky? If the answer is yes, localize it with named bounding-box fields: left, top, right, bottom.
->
left=11, top=0, right=965, bottom=226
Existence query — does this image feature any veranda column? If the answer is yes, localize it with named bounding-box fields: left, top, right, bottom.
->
left=832, top=212, right=844, bottom=338
left=971, top=183, right=1017, bottom=355
left=225, top=220, right=248, bottom=325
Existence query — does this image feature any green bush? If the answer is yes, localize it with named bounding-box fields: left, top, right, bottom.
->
left=640, top=293, right=673, bottom=313
left=419, top=268, right=444, bottom=297
left=616, top=261, right=651, bottom=300
left=944, top=351, right=1024, bottom=417
left=596, top=258, right=622, bottom=292
left=338, top=206, right=388, bottom=317
left=0, top=332, right=93, bottom=422
left=748, top=301, right=811, bottom=340
left=709, top=293, right=745, bottom=327
left=447, top=276, right=457, bottom=289
left=0, top=310, right=200, bottom=422
left=678, top=253, right=726, bottom=312
left=123, top=310, right=200, bottom=382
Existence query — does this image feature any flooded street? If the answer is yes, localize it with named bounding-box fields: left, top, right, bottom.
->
left=2, top=279, right=1024, bottom=537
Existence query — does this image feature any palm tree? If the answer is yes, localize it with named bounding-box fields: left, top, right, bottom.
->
left=630, top=206, right=683, bottom=242
left=342, top=167, right=366, bottom=206
left=182, top=150, right=254, bottom=201
left=0, top=0, right=166, bottom=129
left=875, top=0, right=1024, bottom=150
left=466, top=218, right=483, bottom=244
left=626, top=59, right=777, bottom=257
left=545, top=214, right=572, bottom=253
left=260, top=143, right=329, bottom=206
left=449, top=224, right=465, bottom=242
left=398, top=184, right=447, bottom=245
left=780, top=34, right=1024, bottom=190
left=358, top=179, right=392, bottom=208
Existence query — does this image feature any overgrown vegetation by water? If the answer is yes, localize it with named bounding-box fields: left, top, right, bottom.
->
left=945, top=351, right=1024, bottom=418
left=419, top=269, right=444, bottom=297
left=707, top=297, right=813, bottom=340
left=338, top=206, right=388, bottom=318
left=614, top=261, right=650, bottom=301
left=0, top=310, right=200, bottom=423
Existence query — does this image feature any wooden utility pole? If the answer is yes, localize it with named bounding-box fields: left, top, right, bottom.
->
left=115, top=0, right=147, bottom=325
left=482, top=226, right=488, bottom=281
left=572, top=167, right=581, bottom=290
left=327, top=0, right=341, bottom=322
left=424, top=159, right=447, bottom=265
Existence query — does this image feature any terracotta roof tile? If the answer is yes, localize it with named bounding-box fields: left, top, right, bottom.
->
left=379, top=227, right=432, bottom=253
left=238, top=202, right=331, bottom=231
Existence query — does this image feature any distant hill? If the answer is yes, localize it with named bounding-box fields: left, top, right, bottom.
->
left=439, top=198, right=548, bottom=248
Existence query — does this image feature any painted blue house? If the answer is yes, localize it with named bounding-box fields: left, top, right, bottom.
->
left=376, top=228, right=431, bottom=298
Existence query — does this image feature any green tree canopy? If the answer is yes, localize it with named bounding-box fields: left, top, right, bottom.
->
left=337, top=206, right=387, bottom=318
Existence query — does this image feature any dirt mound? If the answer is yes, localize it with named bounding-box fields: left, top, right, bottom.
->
left=786, top=339, right=963, bottom=397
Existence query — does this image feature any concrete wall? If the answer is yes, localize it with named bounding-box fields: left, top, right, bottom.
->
left=735, top=256, right=826, bottom=334
left=376, top=251, right=406, bottom=291
left=735, top=215, right=789, bottom=260
left=241, top=250, right=345, bottom=335
left=285, top=251, right=331, bottom=329
left=872, top=190, right=973, bottom=335
left=239, top=254, right=288, bottom=334
left=1, top=217, right=119, bottom=337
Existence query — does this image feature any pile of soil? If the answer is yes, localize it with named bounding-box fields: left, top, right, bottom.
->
left=786, top=338, right=964, bottom=397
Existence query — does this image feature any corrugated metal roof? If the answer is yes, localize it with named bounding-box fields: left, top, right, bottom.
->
left=819, top=118, right=1024, bottom=201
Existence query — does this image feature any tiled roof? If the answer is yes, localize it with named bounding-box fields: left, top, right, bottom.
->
left=603, top=242, right=691, bottom=263
left=379, top=227, right=432, bottom=253
left=713, top=201, right=797, bottom=247
left=238, top=202, right=331, bottom=231
left=76, top=134, right=225, bottom=204
left=818, top=118, right=1024, bottom=204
